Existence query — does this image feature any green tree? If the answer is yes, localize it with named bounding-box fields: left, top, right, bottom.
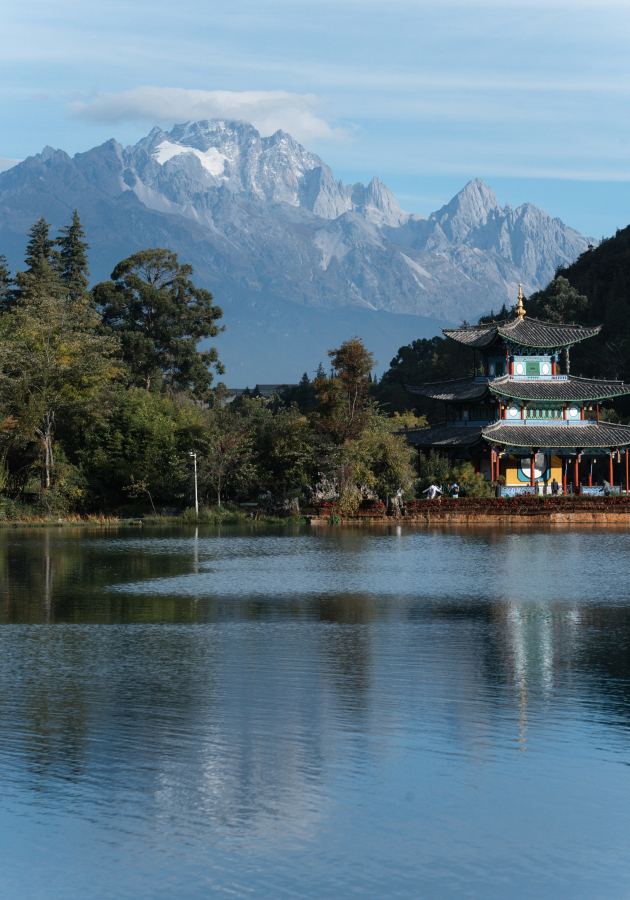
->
left=448, top=462, right=491, bottom=497
left=92, top=248, right=224, bottom=399
left=256, top=404, right=317, bottom=495
left=23, top=216, right=58, bottom=273
left=417, top=450, right=450, bottom=492
left=0, top=255, right=14, bottom=312
left=12, top=217, right=64, bottom=310
left=341, top=411, right=417, bottom=500
left=198, top=402, right=258, bottom=506
left=374, top=334, right=471, bottom=418
left=528, top=276, right=589, bottom=324
left=57, top=210, right=90, bottom=301
left=0, top=274, right=117, bottom=490
left=328, top=336, right=376, bottom=432
left=280, top=372, right=317, bottom=413
left=80, top=387, right=204, bottom=510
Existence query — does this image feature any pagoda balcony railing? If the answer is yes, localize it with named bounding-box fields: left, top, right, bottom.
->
left=509, top=375, right=568, bottom=381
left=491, top=419, right=597, bottom=426
left=446, top=419, right=599, bottom=427
left=473, top=375, right=569, bottom=382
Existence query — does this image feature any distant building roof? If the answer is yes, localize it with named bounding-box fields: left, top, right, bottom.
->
left=225, top=384, right=298, bottom=400
left=443, top=316, right=601, bottom=350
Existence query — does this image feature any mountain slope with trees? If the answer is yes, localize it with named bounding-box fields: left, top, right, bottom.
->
left=375, top=228, right=630, bottom=421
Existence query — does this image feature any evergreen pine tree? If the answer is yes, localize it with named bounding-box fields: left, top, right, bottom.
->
left=314, top=362, right=326, bottom=380
left=14, top=217, right=63, bottom=305
left=57, top=210, right=90, bottom=300
left=0, top=255, right=14, bottom=312
left=24, top=216, right=58, bottom=273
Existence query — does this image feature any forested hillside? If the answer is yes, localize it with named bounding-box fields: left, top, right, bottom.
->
left=376, top=228, right=630, bottom=421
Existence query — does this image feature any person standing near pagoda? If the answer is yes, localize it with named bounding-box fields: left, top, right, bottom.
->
left=424, top=482, right=443, bottom=501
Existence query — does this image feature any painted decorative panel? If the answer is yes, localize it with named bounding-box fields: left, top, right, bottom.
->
left=519, top=453, right=548, bottom=480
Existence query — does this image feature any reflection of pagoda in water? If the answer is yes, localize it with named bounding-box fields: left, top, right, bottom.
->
left=407, top=289, right=630, bottom=493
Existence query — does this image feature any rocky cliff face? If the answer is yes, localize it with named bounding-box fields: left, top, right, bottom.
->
left=0, top=120, right=596, bottom=379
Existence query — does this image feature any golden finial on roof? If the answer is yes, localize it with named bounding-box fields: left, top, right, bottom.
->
left=516, top=284, right=526, bottom=319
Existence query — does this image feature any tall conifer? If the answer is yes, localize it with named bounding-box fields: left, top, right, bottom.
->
left=24, top=216, right=58, bottom=272
left=57, top=210, right=90, bottom=300
left=0, top=255, right=14, bottom=312
left=14, top=217, right=62, bottom=303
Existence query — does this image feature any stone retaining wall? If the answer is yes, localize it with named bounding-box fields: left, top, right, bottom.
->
left=305, top=505, right=630, bottom=526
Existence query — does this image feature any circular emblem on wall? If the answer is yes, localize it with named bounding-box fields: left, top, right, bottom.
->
left=520, top=453, right=547, bottom=480
left=515, top=362, right=525, bottom=375
left=508, top=406, right=519, bottom=417
left=541, top=362, right=551, bottom=375
left=568, top=406, right=579, bottom=418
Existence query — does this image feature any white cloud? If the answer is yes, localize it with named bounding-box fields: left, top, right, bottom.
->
left=0, top=157, right=22, bottom=172
left=68, top=88, right=350, bottom=144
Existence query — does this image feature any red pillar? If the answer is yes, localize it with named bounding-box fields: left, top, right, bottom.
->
left=552, top=359, right=557, bottom=376
left=491, top=448, right=495, bottom=481
left=609, top=454, right=614, bottom=487
left=530, top=455, right=536, bottom=487
left=626, top=450, right=629, bottom=494
left=573, top=457, right=579, bottom=494
left=562, top=460, right=567, bottom=494
left=588, top=459, right=593, bottom=487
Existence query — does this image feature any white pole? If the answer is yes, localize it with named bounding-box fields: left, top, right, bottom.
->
left=194, top=453, right=198, bottom=515
left=189, top=452, right=198, bottom=514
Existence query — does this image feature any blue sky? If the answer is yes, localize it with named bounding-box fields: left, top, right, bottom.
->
left=2, top=0, right=630, bottom=238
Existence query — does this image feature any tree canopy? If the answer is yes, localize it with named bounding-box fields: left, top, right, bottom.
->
left=93, top=248, right=225, bottom=398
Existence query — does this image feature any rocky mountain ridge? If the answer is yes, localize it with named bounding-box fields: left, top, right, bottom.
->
left=0, top=119, right=596, bottom=380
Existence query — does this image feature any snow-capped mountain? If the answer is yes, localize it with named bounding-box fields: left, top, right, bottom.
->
left=0, top=120, right=595, bottom=380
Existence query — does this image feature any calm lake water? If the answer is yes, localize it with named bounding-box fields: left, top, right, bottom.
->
left=1, top=523, right=630, bottom=899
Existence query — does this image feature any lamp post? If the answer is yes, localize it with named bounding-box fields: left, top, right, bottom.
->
left=189, top=452, right=198, bottom=515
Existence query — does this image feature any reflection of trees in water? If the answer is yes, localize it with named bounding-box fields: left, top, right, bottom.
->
left=4, top=525, right=630, bottom=832
left=0, top=626, right=336, bottom=838
left=0, top=529, right=203, bottom=624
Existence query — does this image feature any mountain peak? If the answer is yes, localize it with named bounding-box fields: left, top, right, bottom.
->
left=430, top=178, right=501, bottom=242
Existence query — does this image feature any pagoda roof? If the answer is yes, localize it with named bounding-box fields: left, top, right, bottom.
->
left=404, top=424, right=485, bottom=448
left=489, top=375, right=630, bottom=403
left=405, top=377, right=490, bottom=402
left=443, top=316, right=601, bottom=350
left=482, top=420, right=630, bottom=450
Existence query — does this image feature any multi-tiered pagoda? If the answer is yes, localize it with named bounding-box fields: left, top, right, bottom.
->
left=407, top=290, right=630, bottom=494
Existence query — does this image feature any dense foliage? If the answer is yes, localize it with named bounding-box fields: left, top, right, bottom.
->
left=0, top=218, right=417, bottom=517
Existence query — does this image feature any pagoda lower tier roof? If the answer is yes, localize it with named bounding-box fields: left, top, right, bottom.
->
left=404, top=424, right=485, bottom=449
left=489, top=375, right=630, bottom=402
left=482, top=421, right=630, bottom=449
left=405, top=378, right=490, bottom=402
left=442, top=316, right=601, bottom=350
